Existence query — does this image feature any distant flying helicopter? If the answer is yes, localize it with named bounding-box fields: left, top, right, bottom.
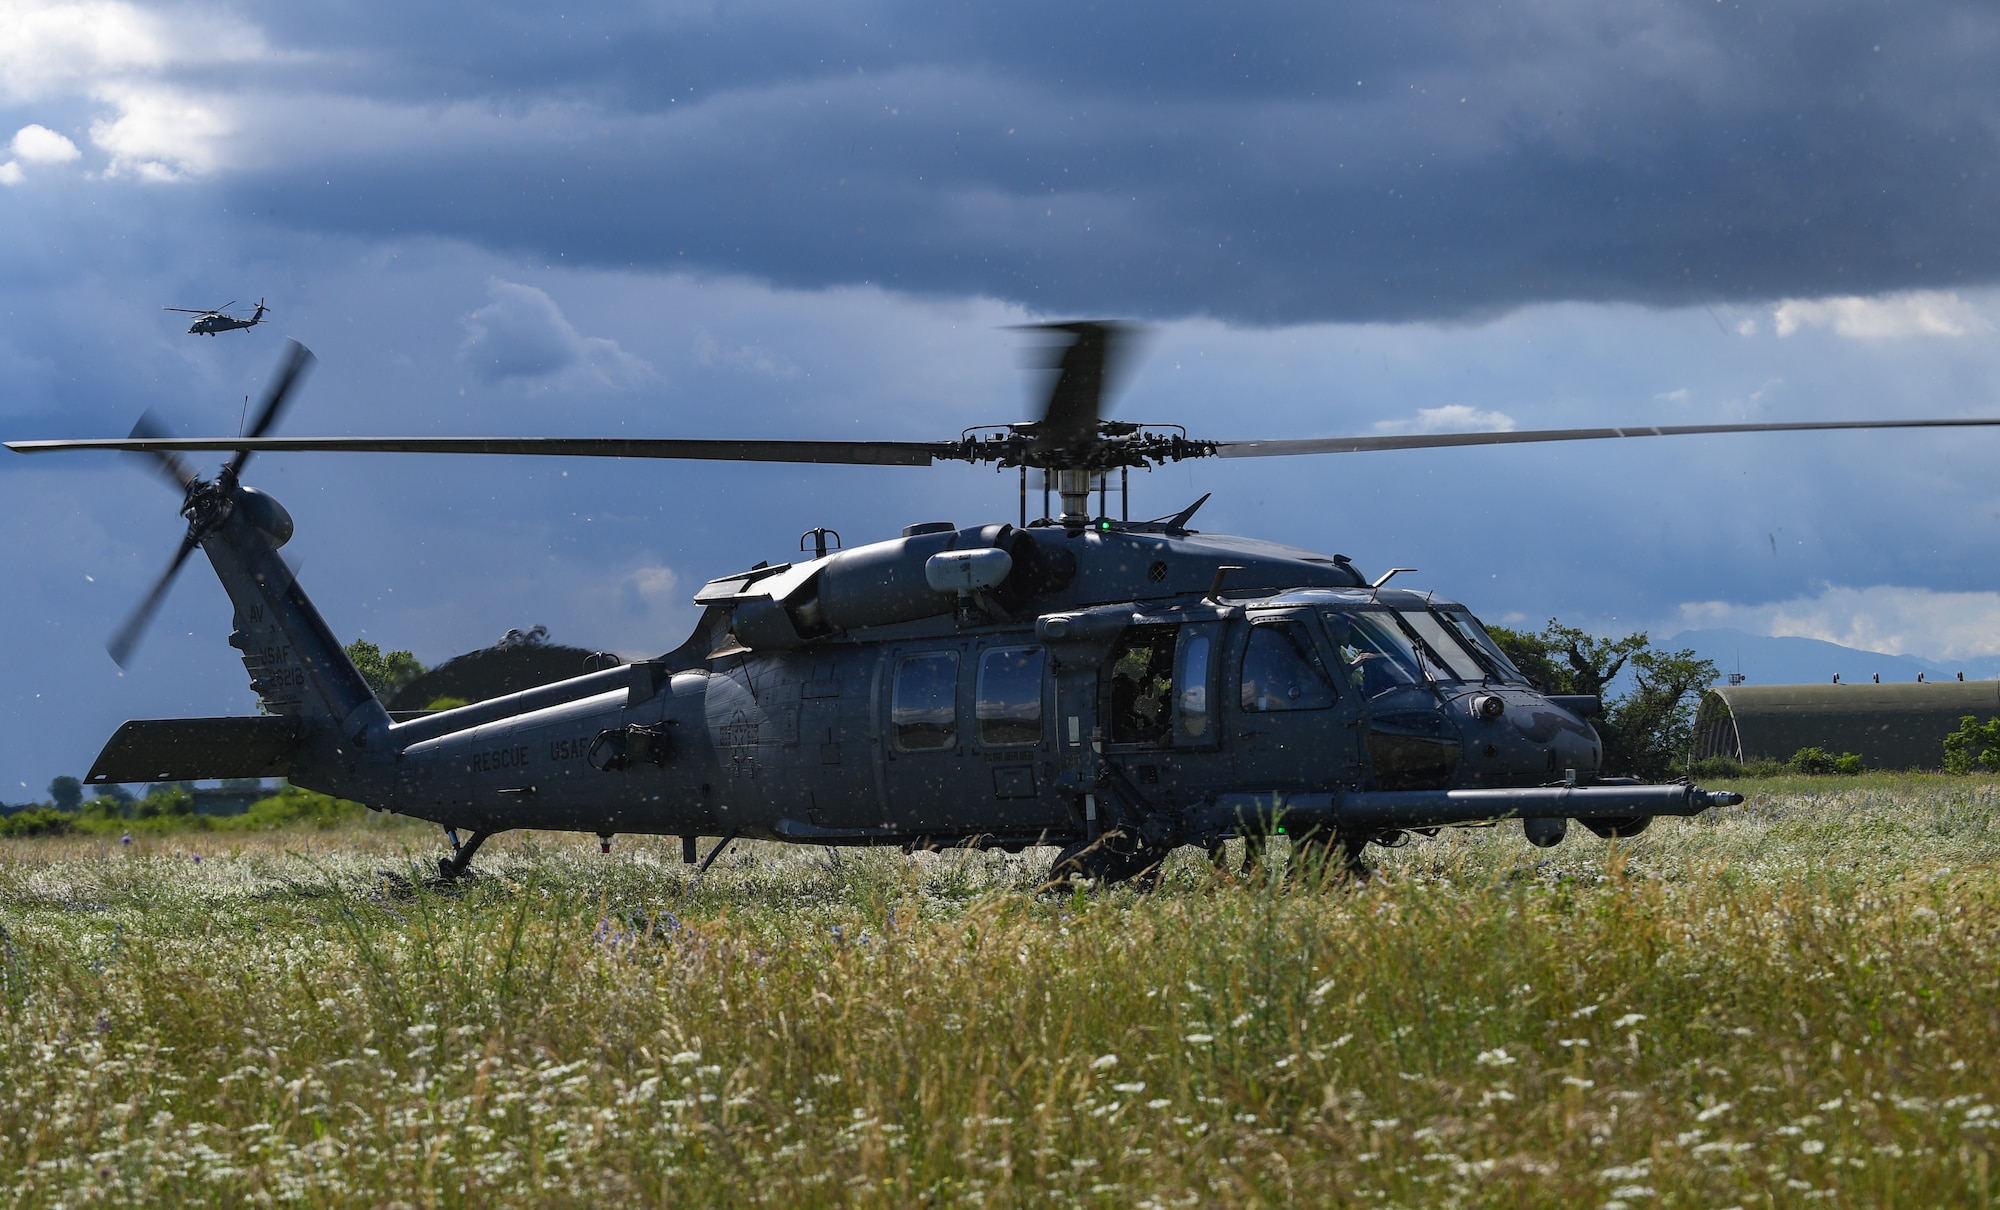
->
left=166, top=299, right=268, bottom=336
left=12, top=325, right=2000, bottom=887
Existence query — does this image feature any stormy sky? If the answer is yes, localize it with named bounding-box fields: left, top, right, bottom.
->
left=4, top=0, right=2000, bottom=797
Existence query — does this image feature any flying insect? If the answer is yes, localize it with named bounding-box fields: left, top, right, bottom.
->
left=13, top=324, right=2000, bottom=885
left=166, top=299, right=268, bottom=336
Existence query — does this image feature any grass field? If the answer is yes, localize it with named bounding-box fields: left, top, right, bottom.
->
left=0, top=774, right=1996, bottom=1206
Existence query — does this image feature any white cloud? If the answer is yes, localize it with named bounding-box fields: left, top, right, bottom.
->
left=10, top=123, right=78, bottom=163
left=0, top=2, right=268, bottom=180
left=1373, top=403, right=1516, bottom=435
left=1654, top=387, right=1688, bottom=403
left=1772, top=290, right=1984, bottom=340
left=0, top=161, right=19, bottom=185
left=459, top=278, right=652, bottom=389
left=88, top=83, right=231, bottom=178
left=622, top=566, right=680, bottom=612
left=0, top=0, right=264, bottom=102
left=691, top=326, right=799, bottom=377
left=1676, top=584, right=2000, bottom=660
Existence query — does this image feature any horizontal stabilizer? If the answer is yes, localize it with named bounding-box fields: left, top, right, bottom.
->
left=86, top=716, right=301, bottom=785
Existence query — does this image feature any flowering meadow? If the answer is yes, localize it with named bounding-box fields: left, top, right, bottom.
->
left=0, top=774, right=1996, bottom=1206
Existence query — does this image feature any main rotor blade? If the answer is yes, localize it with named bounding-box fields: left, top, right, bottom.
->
left=1029, top=321, right=1128, bottom=458
left=10, top=435, right=960, bottom=466
left=226, top=340, right=315, bottom=478
left=1213, top=417, right=2000, bottom=458
left=126, top=411, right=198, bottom=491
left=107, top=531, right=201, bottom=669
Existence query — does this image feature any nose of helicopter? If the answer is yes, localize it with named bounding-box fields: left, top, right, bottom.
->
left=1455, top=688, right=1602, bottom=785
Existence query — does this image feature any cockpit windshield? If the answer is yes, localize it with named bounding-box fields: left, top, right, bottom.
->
left=1438, top=608, right=1531, bottom=684
left=1319, top=605, right=1530, bottom=691
left=1397, top=609, right=1491, bottom=682
left=1318, top=608, right=1427, bottom=698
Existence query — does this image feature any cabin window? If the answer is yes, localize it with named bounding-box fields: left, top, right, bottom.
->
left=892, top=651, right=959, bottom=751
left=1319, top=608, right=1427, bottom=698
left=1239, top=620, right=1337, bottom=712
left=977, top=647, right=1044, bottom=746
left=1176, top=632, right=1214, bottom=739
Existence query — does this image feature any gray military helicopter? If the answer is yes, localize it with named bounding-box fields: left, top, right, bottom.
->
left=13, top=324, right=2000, bottom=884
left=166, top=299, right=268, bottom=336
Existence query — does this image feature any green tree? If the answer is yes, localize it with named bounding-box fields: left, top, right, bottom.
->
left=1942, top=715, right=2000, bottom=774
left=1788, top=746, right=1866, bottom=775
left=1487, top=620, right=1720, bottom=780
left=48, top=776, right=82, bottom=812
left=136, top=784, right=195, bottom=820
left=344, top=639, right=427, bottom=698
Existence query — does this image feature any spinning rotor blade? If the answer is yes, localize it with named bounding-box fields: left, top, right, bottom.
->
left=107, top=531, right=201, bottom=669
left=10, top=435, right=959, bottom=466
left=227, top=339, right=315, bottom=478
left=1213, top=416, right=2000, bottom=458
left=1026, top=321, right=1130, bottom=460
left=126, top=411, right=198, bottom=491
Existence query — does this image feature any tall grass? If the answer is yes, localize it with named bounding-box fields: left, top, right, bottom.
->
left=0, top=775, right=1995, bottom=1206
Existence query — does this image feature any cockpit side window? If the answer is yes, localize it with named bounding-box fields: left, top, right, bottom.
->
left=1240, top=620, right=1337, bottom=712
left=1318, top=608, right=1427, bottom=698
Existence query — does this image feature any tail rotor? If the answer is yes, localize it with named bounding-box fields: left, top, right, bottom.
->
left=105, top=340, right=315, bottom=667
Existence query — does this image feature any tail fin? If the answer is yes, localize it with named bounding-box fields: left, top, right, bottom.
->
left=202, top=487, right=388, bottom=738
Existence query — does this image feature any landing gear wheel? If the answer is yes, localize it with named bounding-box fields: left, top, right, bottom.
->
left=1045, top=836, right=1166, bottom=891
left=1047, top=839, right=1108, bottom=889
left=1117, top=849, right=1167, bottom=892
left=435, top=829, right=493, bottom=883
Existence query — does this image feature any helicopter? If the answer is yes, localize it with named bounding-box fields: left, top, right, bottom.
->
left=13, top=323, right=2000, bottom=886
left=165, top=299, right=268, bottom=336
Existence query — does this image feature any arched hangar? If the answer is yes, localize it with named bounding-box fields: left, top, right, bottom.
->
left=1693, top=681, right=2000, bottom=770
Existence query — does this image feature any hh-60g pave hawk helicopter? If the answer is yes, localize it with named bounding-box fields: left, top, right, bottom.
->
left=14, top=324, right=2000, bottom=885
left=165, top=299, right=269, bottom=336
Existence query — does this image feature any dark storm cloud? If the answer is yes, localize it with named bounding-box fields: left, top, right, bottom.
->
left=212, top=0, right=2000, bottom=323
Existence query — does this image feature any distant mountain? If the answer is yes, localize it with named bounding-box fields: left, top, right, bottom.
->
left=1663, top=628, right=2000, bottom=688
